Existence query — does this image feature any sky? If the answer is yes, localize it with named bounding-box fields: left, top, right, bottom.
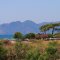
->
left=0, top=0, right=60, bottom=24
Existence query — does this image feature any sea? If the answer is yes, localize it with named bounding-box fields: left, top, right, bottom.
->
left=0, top=35, right=13, bottom=39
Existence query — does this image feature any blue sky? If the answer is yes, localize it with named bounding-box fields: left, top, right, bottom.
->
left=0, top=0, right=60, bottom=24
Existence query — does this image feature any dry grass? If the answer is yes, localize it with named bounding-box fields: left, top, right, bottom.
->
left=0, top=39, right=60, bottom=49
left=22, top=40, right=60, bottom=49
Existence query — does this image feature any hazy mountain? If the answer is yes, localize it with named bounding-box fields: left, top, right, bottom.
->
left=0, top=20, right=59, bottom=35
left=0, top=20, right=40, bottom=34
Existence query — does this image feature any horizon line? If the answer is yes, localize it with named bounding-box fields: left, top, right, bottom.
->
left=0, top=20, right=60, bottom=25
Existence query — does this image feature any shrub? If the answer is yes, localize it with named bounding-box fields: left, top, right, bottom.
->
left=0, top=45, right=7, bottom=60
left=13, top=32, right=23, bottom=41
left=24, top=33, right=35, bottom=39
left=26, top=48, right=40, bottom=60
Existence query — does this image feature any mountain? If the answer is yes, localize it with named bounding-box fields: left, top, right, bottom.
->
left=0, top=20, right=40, bottom=34
left=0, top=20, right=59, bottom=35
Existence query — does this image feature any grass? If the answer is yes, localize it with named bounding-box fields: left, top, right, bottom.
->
left=22, top=40, right=60, bottom=50
left=0, top=39, right=60, bottom=49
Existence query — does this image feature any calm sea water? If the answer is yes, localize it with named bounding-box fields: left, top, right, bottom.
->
left=0, top=35, right=13, bottom=39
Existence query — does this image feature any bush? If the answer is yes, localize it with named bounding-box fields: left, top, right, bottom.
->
left=54, top=33, right=60, bottom=38
left=48, top=34, right=53, bottom=38
left=13, top=32, right=23, bottom=41
left=14, top=42, right=31, bottom=60
left=0, top=45, right=7, bottom=60
left=24, top=33, right=35, bottom=39
left=44, top=41, right=59, bottom=60
left=26, top=48, right=40, bottom=60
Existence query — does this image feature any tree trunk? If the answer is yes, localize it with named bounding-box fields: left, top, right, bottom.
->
left=52, top=28, right=55, bottom=35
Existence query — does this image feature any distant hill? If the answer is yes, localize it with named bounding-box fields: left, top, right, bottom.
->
left=0, top=20, right=39, bottom=34
left=0, top=20, right=59, bottom=34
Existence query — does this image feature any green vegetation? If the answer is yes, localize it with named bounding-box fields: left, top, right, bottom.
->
left=54, top=33, right=60, bottom=38
left=0, top=22, right=60, bottom=60
left=0, top=42, right=7, bottom=60
left=13, top=32, right=23, bottom=40
left=0, top=40, right=60, bottom=60
left=24, top=33, right=35, bottom=39
left=40, top=22, right=60, bottom=35
left=13, top=22, right=60, bottom=40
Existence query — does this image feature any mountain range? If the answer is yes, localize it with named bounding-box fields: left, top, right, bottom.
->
left=0, top=20, right=59, bottom=35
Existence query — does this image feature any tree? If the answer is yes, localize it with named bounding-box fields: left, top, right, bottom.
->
left=24, top=33, right=35, bottom=39
left=40, top=22, right=60, bottom=35
left=55, top=28, right=60, bottom=33
left=13, top=32, right=23, bottom=40
left=51, top=23, right=60, bottom=35
left=40, top=24, right=53, bottom=34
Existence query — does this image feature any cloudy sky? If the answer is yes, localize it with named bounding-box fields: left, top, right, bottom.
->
left=0, top=0, right=60, bottom=24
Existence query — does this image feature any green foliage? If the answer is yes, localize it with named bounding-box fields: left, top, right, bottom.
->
left=0, top=42, right=4, bottom=45
left=54, top=33, right=60, bottom=38
left=46, top=47, right=57, bottom=55
left=24, top=33, right=35, bottom=39
left=40, top=22, right=60, bottom=34
left=44, top=41, right=59, bottom=60
left=0, top=44, right=7, bottom=60
left=26, top=48, right=40, bottom=60
left=14, top=42, right=24, bottom=60
left=13, top=32, right=23, bottom=40
left=14, top=42, right=31, bottom=60
left=48, top=34, right=53, bottom=38
left=48, top=41, right=58, bottom=48
left=0, top=41, right=60, bottom=60
left=44, top=47, right=58, bottom=60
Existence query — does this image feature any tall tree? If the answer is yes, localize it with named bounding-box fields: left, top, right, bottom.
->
left=40, top=22, right=60, bottom=35
left=51, top=23, right=60, bottom=34
left=40, top=24, right=53, bottom=34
